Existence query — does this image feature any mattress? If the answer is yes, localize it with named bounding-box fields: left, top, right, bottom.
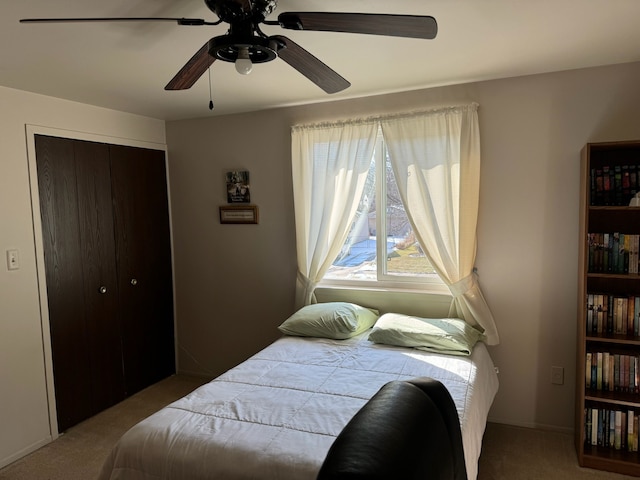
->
left=99, top=332, right=499, bottom=480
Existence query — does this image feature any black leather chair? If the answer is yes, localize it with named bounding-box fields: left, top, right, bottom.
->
left=317, top=378, right=467, bottom=480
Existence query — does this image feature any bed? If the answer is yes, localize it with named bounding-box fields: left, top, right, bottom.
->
left=99, top=305, right=499, bottom=480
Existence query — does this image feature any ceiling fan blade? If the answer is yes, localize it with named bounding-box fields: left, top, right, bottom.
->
left=276, top=12, right=437, bottom=39
left=272, top=35, right=350, bottom=94
left=20, top=17, right=217, bottom=26
left=165, top=42, right=215, bottom=90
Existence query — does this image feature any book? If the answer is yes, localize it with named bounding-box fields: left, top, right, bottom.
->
left=616, top=410, right=623, bottom=449
left=636, top=296, right=640, bottom=337
left=610, top=356, right=616, bottom=391
left=618, top=234, right=630, bottom=273
left=612, top=232, right=620, bottom=272
left=603, top=233, right=610, bottom=271
left=595, top=168, right=604, bottom=205
left=614, top=165, right=623, bottom=205
left=623, top=355, right=630, bottom=392
left=630, top=296, right=637, bottom=335
left=587, top=294, right=594, bottom=333
left=629, top=235, right=638, bottom=274
left=597, top=352, right=603, bottom=390
left=603, top=352, right=610, bottom=391
left=596, top=294, right=604, bottom=334
left=622, top=411, right=628, bottom=450
left=630, top=164, right=638, bottom=197
left=623, top=165, right=631, bottom=201
left=614, top=297, right=624, bottom=334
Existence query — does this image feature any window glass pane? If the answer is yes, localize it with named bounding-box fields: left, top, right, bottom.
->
left=384, top=158, right=436, bottom=278
left=323, top=135, right=440, bottom=285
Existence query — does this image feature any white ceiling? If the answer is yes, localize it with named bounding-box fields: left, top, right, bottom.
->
left=2, top=0, right=640, bottom=121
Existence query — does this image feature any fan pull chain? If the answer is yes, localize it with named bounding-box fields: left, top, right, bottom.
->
left=208, top=67, right=214, bottom=111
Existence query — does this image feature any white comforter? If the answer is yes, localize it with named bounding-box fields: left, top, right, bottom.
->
left=99, top=333, right=498, bottom=480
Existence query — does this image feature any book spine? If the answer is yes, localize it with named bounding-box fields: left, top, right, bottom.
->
left=615, top=165, right=623, bottom=205
left=597, top=352, right=603, bottom=390
left=595, top=168, right=604, bottom=205
left=613, top=233, right=620, bottom=273
left=636, top=296, right=640, bottom=337
left=587, top=294, right=594, bottom=334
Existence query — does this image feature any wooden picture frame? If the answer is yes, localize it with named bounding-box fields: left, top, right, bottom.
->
left=219, top=205, right=259, bottom=224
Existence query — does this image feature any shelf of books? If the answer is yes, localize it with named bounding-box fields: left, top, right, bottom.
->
left=577, top=140, right=640, bottom=476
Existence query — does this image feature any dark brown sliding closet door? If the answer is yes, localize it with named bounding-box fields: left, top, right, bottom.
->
left=110, top=145, right=175, bottom=395
left=73, top=140, right=126, bottom=411
left=36, top=135, right=125, bottom=432
left=35, top=135, right=174, bottom=432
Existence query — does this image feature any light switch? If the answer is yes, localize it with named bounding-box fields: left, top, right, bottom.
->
left=551, top=366, right=564, bottom=385
left=6, top=249, right=19, bottom=270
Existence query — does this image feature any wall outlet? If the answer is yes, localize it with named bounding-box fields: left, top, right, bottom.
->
left=551, top=366, right=564, bottom=385
left=6, top=249, right=19, bottom=270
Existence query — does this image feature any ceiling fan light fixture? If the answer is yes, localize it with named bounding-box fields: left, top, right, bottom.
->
left=235, top=47, right=253, bottom=75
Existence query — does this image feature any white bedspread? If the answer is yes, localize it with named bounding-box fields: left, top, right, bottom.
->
left=99, top=333, right=498, bottom=480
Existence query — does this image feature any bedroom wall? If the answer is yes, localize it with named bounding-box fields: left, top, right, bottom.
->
left=0, top=85, right=166, bottom=468
left=3, top=60, right=638, bottom=471
left=166, top=60, right=640, bottom=433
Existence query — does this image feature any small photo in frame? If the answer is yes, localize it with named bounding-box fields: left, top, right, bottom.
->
left=226, top=170, right=250, bottom=203
left=219, top=205, right=259, bottom=224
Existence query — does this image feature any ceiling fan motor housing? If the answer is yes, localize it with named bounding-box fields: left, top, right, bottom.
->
left=208, top=34, right=281, bottom=64
left=205, top=0, right=277, bottom=23
left=204, top=0, right=282, bottom=65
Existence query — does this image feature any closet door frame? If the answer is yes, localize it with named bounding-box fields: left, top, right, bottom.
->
left=25, top=125, right=176, bottom=438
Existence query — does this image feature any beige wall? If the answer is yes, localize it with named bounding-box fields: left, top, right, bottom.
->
left=3, top=61, right=640, bottom=469
left=0, top=85, right=166, bottom=468
left=167, top=61, right=640, bottom=433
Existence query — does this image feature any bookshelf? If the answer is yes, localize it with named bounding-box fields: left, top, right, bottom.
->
left=576, top=140, right=640, bottom=476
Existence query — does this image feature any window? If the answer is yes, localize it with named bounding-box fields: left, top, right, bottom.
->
left=292, top=104, right=498, bottom=345
left=322, top=128, right=443, bottom=289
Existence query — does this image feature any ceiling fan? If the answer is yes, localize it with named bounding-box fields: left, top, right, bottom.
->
left=21, top=0, right=437, bottom=96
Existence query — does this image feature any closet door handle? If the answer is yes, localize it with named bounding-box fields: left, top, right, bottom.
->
left=99, top=286, right=107, bottom=294
left=130, top=278, right=138, bottom=286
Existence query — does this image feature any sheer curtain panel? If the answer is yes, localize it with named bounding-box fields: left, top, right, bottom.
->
left=291, top=120, right=378, bottom=307
left=380, top=104, right=499, bottom=345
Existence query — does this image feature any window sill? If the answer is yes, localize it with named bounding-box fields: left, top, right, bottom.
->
left=317, top=280, right=451, bottom=297
left=314, top=283, right=453, bottom=318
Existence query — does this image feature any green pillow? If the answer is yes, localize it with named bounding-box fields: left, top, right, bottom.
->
left=278, top=302, right=379, bottom=339
left=368, top=313, right=485, bottom=356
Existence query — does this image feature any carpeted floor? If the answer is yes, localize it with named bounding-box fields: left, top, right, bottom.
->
left=0, top=374, right=637, bottom=479
left=477, top=423, right=636, bottom=479
left=0, top=375, right=210, bottom=480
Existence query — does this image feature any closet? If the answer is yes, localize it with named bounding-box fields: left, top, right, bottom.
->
left=35, top=135, right=175, bottom=432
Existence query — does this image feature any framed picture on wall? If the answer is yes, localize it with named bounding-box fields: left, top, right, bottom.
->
left=226, top=170, right=250, bottom=203
left=219, top=205, right=259, bottom=224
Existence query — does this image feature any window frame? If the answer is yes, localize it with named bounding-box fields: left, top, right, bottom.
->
left=319, top=130, right=447, bottom=294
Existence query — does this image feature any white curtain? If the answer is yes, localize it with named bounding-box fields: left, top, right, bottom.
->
left=380, top=104, right=499, bottom=345
left=291, top=119, right=378, bottom=307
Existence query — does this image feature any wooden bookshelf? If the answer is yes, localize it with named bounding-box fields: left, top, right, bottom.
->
left=576, top=140, right=640, bottom=476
